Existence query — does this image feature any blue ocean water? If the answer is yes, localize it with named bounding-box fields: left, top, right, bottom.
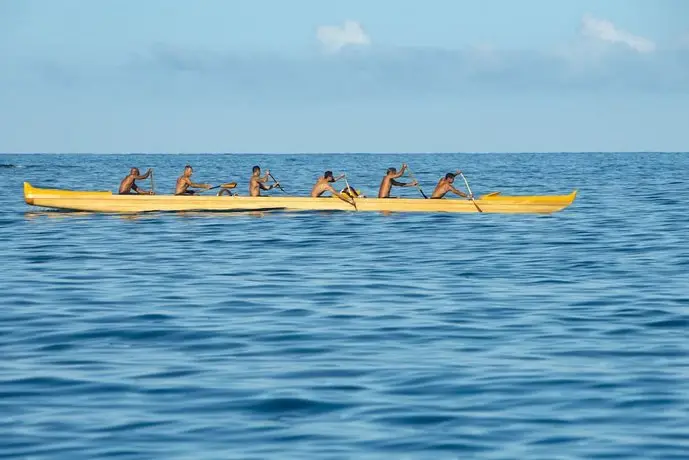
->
left=1, top=152, right=688, bottom=459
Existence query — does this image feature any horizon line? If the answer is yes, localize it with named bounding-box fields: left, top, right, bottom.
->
left=2, top=151, right=686, bottom=155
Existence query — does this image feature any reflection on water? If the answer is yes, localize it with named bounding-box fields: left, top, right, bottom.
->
left=24, top=211, right=96, bottom=220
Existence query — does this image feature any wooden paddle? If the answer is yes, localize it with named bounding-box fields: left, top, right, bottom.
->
left=150, top=169, right=155, bottom=195
left=268, top=172, right=285, bottom=193
left=201, top=182, right=237, bottom=192
left=458, top=172, right=483, bottom=213
left=406, top=166, right=428, bottom=199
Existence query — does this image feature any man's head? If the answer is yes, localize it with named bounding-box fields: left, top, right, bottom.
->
left=386, top=167, right=397, bottom=176
left=445, top=172, right=456, bottom=182
left=130, top=167, right=140, bottom=176
left=184, top=165, right=193, bottom=177
left=324, top=171, right=334, bottom=182
left=252, top=165, right=261, bottom=175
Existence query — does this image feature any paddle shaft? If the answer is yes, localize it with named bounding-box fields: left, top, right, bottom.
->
left=150, top=169, right=155, bottom=195
left=268, top=172, right=285, bottom=193
left=203, top=182, right=236, bottom=192
left=459, top=172, right=483, bottom=213
left=342, top=174, right=358, bottom=210
left=406, top=167, right=428, bottom=199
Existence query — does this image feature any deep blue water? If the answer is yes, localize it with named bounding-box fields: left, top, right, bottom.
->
left=1, top=152, right=688, bottom=459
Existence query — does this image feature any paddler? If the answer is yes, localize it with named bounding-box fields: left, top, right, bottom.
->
left=430, top=171, right=471, bottom=199
left=378, top=163, right=418, bottom=198
left=118, top=167, right=153, bottom=195
left=175, top=165, right=212, bottom=195
left=246, top=165, right=280, bottom=197
left=310, top=170, right=346, bottom=197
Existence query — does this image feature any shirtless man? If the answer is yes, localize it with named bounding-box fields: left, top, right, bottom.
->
left=310, top=171, right=346, bottom=197
left=431, top=171, right=471, bottom=199
left=175, top=165, right=212, bottom=195
left=248, top=166, right=279, bottom=197
left=378, top=163, right=417, bottom=198
left=119, top=168, right=153, bottom=195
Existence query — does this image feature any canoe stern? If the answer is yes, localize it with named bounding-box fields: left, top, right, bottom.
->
left=24, top=182, right=34, bottom=206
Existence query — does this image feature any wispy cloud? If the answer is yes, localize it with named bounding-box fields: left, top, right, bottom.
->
left=581, top=14, right=656, bottom=53
left=316, top=20, right=371, bottom=53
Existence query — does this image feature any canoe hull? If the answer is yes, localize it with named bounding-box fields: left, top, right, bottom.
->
left=23, top=182, right=577, bottom=214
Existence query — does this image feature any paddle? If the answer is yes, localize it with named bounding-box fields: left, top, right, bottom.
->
left=201, top=182, right=237, bottom=193
left=150, top=169, right=155, bottom=195
left=267, top=172, right=285, bottom=193
left=341, top=174, right=358, bottom=210
left=406, top=166, right=428, bottom=199
left=458, top=172, right=483, bottom=213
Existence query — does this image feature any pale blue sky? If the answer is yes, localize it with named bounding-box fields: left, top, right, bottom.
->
left=1, top=0, right=688, bottom=152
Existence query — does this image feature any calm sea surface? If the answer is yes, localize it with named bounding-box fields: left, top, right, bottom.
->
left=1, top=152, right=688, bottom=459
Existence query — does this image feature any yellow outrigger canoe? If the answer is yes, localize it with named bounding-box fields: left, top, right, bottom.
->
left=23, top=182, right=577, bottom=214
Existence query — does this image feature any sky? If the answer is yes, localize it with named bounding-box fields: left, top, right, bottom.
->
left=1, top=0, right=688, bottom=153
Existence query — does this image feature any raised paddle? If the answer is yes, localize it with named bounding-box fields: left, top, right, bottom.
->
left=267, top=172, right=285, bottom=193
left=458, top=172, right=483, bottom=213
left=406, top=166, right=428, bottom=199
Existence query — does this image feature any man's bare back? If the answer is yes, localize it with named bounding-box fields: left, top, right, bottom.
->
left=175, top=165, right=211, bottom=195
left=378, top=163, right=416, bottom=198
left=310, top=171, right=344, bottom=198
left=249, top=166, right=278, bottom=197
left=431, top=172, right=469, bottom=199
left=310, top=171, right=358, bottom=206
left=119, top=168, right=152, bottom=195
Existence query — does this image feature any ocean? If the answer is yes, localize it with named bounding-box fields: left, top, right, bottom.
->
left=1, top=152, right=688, bottom=459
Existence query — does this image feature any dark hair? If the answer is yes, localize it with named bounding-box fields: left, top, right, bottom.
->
left=445, top=172, right=456, bottom=180
left=324, top=171, right=334, bottom=179
left=252, top=165, right=260, bottom=173
left=387, top=167, right=397, bottom=174
left=184, top=165, right=193, bottom=171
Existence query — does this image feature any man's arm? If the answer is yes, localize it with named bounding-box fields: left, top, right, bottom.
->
left=393, top=163, right=408, bottom=178
left=190, top=181, right=211, bottom=189
left=390, top=179, right=417, bottom=187
left=133, top=169, right=152, bottom=180
left=449, top=185, right=468, bottom=198
left=326, top=184, right=355, bottom=204
left=259, top=182, right=276, bottom=191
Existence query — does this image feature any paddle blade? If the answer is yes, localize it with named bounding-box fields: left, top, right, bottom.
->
left=480, top=191, right=501, bottom=198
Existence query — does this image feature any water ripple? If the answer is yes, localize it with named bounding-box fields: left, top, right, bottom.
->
left=1, top=152, right=689, bottom=459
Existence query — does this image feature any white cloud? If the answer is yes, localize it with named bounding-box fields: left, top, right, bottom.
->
left=581, top=14, right=656, bottom=53
left=316, top=20, right=370, bottom=53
